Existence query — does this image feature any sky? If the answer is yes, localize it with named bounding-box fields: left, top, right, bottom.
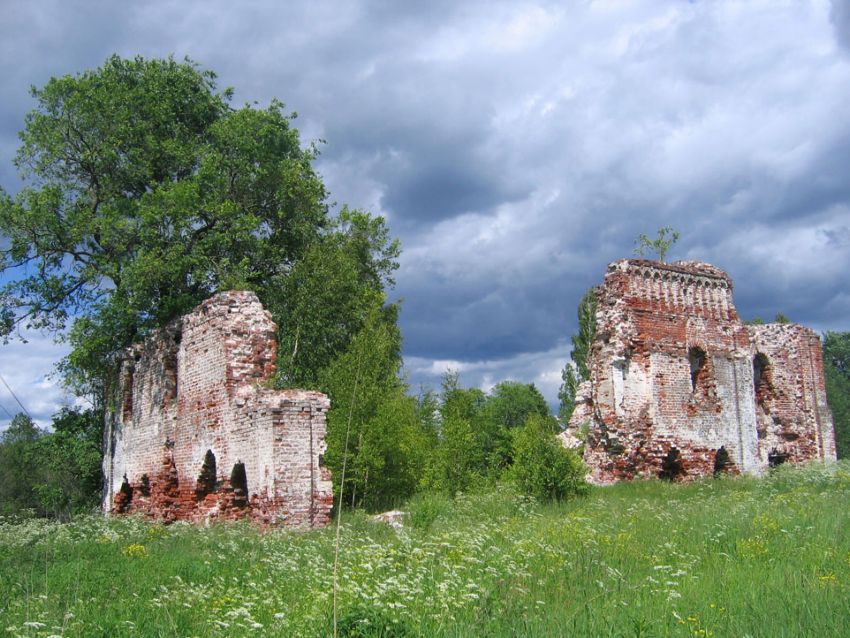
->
left=1, top=0, right=850, bottom=428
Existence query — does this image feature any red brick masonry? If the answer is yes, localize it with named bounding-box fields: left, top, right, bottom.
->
left=568, top=260, right=836, bottom=483
left=102, top=291, right=333, bottom=527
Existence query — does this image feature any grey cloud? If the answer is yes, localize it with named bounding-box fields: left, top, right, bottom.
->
left=1, top=1, right=849, bottom=411
left=832, top=0, right=850, bottom=51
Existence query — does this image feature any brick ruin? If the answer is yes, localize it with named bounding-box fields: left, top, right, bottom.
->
left=567, top=259, right=836, bottom=483
left=102, top=291, right=333, bottom=527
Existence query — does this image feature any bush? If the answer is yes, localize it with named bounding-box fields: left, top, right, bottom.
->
left=406, top=491, right=454, bottom=531
left=335, top=604, right=410, bottom=637
left=506, top=414, right=589, bottom=502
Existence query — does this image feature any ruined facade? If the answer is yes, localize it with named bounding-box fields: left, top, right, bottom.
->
left=568, top=259, right=836, bottom=483
left=102, top=291, right=333, bottom=527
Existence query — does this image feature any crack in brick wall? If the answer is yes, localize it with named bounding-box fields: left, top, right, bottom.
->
left=569, top=259, right=837, bottom=483
left=102, top=291, right=333, bottom=527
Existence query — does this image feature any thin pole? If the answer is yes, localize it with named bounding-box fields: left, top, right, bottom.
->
left=333, top=350, right=363, bottom=638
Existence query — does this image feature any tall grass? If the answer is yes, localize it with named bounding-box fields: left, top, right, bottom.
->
left=1, top=461, right=849, bottom=637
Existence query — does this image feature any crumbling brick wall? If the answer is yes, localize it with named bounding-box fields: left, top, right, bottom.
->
left=570, top=259, right=836, bottom=483
left=102, top=291, right=333, bottom=527
left=748, top=323, right=837, bottom=466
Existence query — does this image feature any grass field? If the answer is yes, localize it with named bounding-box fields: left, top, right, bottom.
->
left=1, top=461, right=849, bottom=637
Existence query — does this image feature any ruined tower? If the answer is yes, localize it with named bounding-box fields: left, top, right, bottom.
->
left=102, top=291, right=333, bottom=527
left=569, top=259, right=836, bottom=483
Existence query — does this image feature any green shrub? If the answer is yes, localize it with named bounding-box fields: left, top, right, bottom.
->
left=335, top=604, right=410, bottom=637
left=506, top=414, right=589, bottom=502
left=406, top=491, right=454, bottom=530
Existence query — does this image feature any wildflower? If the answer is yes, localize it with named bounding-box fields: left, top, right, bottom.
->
left=122, top=543, right=148, bottom=558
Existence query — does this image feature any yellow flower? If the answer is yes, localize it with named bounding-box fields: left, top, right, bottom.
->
left=122, top=543, right=148, bottom=558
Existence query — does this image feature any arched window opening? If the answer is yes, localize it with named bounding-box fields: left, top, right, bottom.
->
left=230, top=461, right=249, bottom=507
left=195, top=449, right=217, bottom=499
left=713, top=446, right=731, bottom=476
left=688, top=347, right=707, bottom=391
left=139, top=473, right=151, bottom=497
left=753, top=353, right=770, bottom=403
left=659, top=447, right=685, bottom=481
left=115, top=475, right=134, bottom=513
left=768, top=449, right=789, bottom=468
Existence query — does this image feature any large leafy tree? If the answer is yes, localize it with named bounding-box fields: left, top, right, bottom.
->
left=0, top=55, right=397, bottom=402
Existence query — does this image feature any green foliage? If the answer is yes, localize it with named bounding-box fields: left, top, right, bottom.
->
left=748, top=313, right=791, bottom=326
left=506, top=414, right=588, bottom=502
left=485, top=381, right=553, bottom=432
left=0, top=414, right=42, bottom=515
left=33, top=408, right=103, bottom=519
left=824, top=332, right=850, bottom=459
left=275, top=208, right=399, bottom=389
left=557, top=363, right=579, bottom=424
left=480, top=381, right=555, bottom=474
left=558, top=287, right=597, bottom=424
left=336, top=603, right=410, bottom=637
left=0, top=55, right=396, bottom=404
left=0, top=408, right=102, bottom=519
left=421, top=374, right=555, bottom=493
left=405, top=491, right=453, bottom=531
left=571, top=288, right=598, bottom=382
left=420, top=413, right=480, bottom=495
left=321, top=309, right=426, bottom=511
left=633, top=225, right=680, bottom=262
left=824, top=331, right=850, bottom=378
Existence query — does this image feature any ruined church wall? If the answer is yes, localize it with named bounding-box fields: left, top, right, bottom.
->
left=102, top=291, right=332, bottom=527
left=575, top=259, right=834, bottom=484
left=748, top=324, right=836, bottom=465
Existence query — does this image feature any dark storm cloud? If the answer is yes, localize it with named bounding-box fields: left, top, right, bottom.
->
left=1, top=0, right=850, bottom=422
left=832, top=0, right=850, bottom=51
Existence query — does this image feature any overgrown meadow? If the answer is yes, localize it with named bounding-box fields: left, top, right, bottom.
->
left=2, top=462, right=849, bottom=637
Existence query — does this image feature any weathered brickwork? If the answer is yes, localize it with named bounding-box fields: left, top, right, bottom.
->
left=570, top=259, right=836, bottom=483
left=102, top=291, right=333, bottom=527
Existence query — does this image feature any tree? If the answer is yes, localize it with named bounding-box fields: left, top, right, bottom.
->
left=31, top=408, right=103, bottom=520
left=320, top=307, right=427, bottom=510
left=823, top=332, right=850, bottom=458
left=558, top=288, right=597, bottom=424
left=558, top=363, right=579, bottom=424
left=480, top=381, right=554, bottom=474
left=824, top=331, right=850, bottom=378
left=420, top=371, right=487, bottom=493
left=420, top=412, right=480, bottom=496
left=275, top=208, right=399, bottom=389
left=0, top=55, right=397, bottom=405
left=506, top=414, right=588, bottom=502
left=633, top=226, right=680, bottom=262
left=0, top=414, right=42, bottom=515
left=0, top=409, right=102, bottom=519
